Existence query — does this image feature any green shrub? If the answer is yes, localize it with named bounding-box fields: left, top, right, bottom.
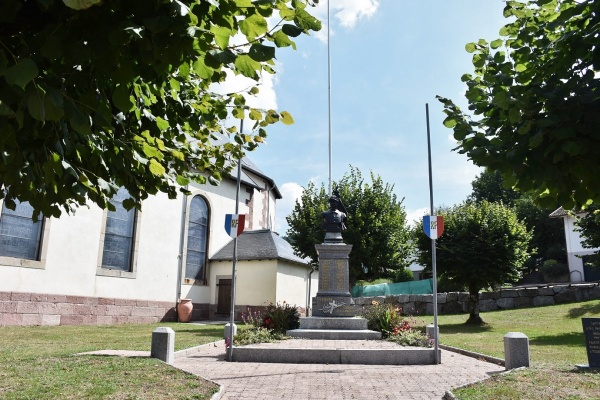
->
left=234, top=327, right=284, bottom=346
left=355, top=278, right=393, bottom=287
left=541, top=259, right=569, bottom=278
left=393, top=268, right=414, bottom=283
left=262, top=302, right=300, bottom=334
left=386, top=329, right=432, bottom=347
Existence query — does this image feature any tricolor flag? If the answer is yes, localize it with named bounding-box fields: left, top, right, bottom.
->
left=423, top=215, right=444, bottom=239
left=225, top=214, right=246, bottom=238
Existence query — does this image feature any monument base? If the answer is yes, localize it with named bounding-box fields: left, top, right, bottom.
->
left=312, top=295, right=360, bottom=317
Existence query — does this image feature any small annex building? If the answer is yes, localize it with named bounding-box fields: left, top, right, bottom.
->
left=550, top=206, right=600, bottom=283
left=210, top=229, right=316, bottom=318
left=0, top=158, right=315, bottom=326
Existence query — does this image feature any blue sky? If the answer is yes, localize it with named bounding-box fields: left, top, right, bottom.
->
left=234, top=0, right=509, bottom=233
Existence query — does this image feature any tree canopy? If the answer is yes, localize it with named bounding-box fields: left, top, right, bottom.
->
left=0, top=0, right=320, bottom=217
left=469, top=169, right=566, bottom=269
left=414, top=201, right=532, bottom=324
left=575, top=206, right=600, bottom=265
left=438, top=0, right=600, bottom=211
left=286, top=167, right=412, bottom=285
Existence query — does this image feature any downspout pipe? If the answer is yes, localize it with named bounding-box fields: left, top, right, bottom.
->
left=175, top=187, right=189, bottom=307
left=306, top=265, right=316, bottom=317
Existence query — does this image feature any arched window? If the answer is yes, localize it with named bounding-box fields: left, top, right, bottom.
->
left=185, top=195, right=209, bottom=282
left=101, top=187, right=136, bottom=271
left=0, top=200, right=43, bottom=260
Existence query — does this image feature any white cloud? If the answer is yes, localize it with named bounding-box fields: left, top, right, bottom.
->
left=274, top=182, right=305, bottom=234
left=406, top=207, right=429, bottom=227
left=311, top=0, right=380, bottom=43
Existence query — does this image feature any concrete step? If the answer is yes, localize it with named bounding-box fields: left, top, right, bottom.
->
left=232, top=346, right=439, bottom=365
left=286, top=329, right=382, bottom=340
left=298, top=316, right=368, bottom=330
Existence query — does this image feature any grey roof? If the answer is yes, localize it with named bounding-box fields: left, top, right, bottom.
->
left=210, top=229, right=308, bottom=265
left=549, top=206, right=567, bottom=218
left=226, top=157, right=282, bottom=199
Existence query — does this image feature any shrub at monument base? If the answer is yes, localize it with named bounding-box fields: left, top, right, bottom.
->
left=235, top=303, right=300, bottom=346
left=362, top=301, right=431, bottom=347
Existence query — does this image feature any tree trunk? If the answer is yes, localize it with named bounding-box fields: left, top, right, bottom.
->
left=465, top=288, right=485, bottom=325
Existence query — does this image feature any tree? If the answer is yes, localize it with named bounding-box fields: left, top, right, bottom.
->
left=0, top=0, right=320, bottom=217
left=414, top=201, right=532, bottom=325
left=438, top=0, right=600, bottom=211
left=469, top=169, right=520, bottom=206
left=286, top=167, right=412, bottom=285
left=469, top=169, right=566, bottom=270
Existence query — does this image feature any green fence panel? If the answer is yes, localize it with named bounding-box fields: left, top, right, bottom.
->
left=352, top=279, right=433, bottom=297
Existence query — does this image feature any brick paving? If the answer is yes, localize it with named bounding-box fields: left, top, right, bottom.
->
left=173, top=339, right=505, bottom=400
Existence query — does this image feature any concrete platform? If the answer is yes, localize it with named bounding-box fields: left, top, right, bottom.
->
left=231, top=338, right=439, bottom=365
left=286, top=328, right=382, bottom=340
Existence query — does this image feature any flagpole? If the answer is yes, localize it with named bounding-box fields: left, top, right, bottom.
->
left=227, top=119, right=244, bottom=362
left=327, top=0, right=332, bottom=195
left=426, top=103, right=440, bottom=365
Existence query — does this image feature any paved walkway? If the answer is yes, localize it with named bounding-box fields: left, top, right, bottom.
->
left=173, top=339, right=505, bottom=400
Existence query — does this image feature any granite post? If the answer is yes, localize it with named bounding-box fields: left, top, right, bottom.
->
left=151, top=327, right=175, bottom=365
left=504, top=332, right=530, bottom=369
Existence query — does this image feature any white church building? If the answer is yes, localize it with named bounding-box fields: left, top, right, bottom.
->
left=0, top=158, right=316, bottom=326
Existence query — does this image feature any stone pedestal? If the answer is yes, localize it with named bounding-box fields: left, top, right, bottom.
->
left=312, top=243, right=359, bottom=317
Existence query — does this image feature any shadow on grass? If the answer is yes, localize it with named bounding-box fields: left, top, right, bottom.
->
left=567, top=302, right=600, bottom=318
left=529, top=331, right=584, bottom=347
left=439, top=322, right=493, bottom=334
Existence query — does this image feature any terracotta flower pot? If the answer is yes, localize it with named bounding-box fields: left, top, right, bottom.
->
left=177, top=299, right=193, bottom=322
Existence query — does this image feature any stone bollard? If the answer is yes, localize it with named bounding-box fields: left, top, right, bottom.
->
left=426, top=324, right=439, bottom=344
left=504, top=332, right=529, bottom=370
left=151, top=327, right=175, bottom=365
left=224, top=322, right=237, bottom=341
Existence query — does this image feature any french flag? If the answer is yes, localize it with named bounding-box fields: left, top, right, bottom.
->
left=423, top=215, right=444, bottom=239
left=225, top=214, right=246, bottom=238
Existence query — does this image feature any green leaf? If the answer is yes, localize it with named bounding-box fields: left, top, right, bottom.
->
left=508, top=108, right=520, bottom=124
left=282, top=24, right=303, bottom=37
left=239, top=14, right=268, bottom=40
left=3, top=58, right=38, bottom=90
left=44, top=87, right=64, bottom=121
left=27, top=89, right=46, bottom=121
left=149, top=159, right=166, bottom=176
left=490, top=39, right=503, bottom=49
left=443, top=117, right=457, bottom=128
left=248, top=44, right=276, bottom=62
left=156, top=117, right=170, bottom=131
left=210, top=25, right=233, bottom=49
left=465, top=43, right=477, bottom=53
left=193, top=58, right=214, bottom=79
left=176, top=175, right=190, bottom=186
left=233, top=108, right=245, bottom=119
left=234, top=55, right=261, bottom=79
left=272, top=30, right=296, bottom=49
left=249, top=109, right=262, bottom=120
left=142, top=142, right=163, bottom=160
left=294, top=8, right=321, bottom=31
left=280, top=111, right=294, bottom=125
left=112, top=84, right=134, bottom=113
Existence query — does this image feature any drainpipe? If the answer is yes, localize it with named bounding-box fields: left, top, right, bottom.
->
left=265, top=182, right=273, bottom=230
left=175, top=187, right=189, bottom=306
left=306, top=265, right=316, bottom=317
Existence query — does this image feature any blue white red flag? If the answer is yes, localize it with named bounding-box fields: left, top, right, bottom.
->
left=224, top=214, right=246, bottom=238
left=423, top=215, right=444, bottom=239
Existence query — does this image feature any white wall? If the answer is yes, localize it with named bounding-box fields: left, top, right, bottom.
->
left=208, top=260, right=277, bottom=307
left=562, top=214, right=599, bottom=283
left=275, top=263, right=314, bottom=310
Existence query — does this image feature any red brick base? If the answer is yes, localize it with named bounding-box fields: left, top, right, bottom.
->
left=0, top=291, right=209, bottom=326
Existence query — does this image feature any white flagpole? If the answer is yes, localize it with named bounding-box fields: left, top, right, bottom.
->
left=426, top=103, right=440, bottom=364
left=327, top=0, right=332, bottom=195
left=227, top=119, right=243, bottom=362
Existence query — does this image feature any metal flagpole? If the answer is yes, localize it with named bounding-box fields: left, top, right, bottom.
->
left=327, top=0, right=332, bottom=195
left=426, top=103, right=440, bottom=364
left=227, top=119, right=244, bottom=362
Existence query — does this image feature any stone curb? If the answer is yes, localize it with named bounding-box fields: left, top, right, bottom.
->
left=439, top=344, right=505, bottom=366
left=441, top=348, right=520, bottom=400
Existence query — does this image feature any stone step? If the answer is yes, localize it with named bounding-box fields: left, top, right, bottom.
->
left=299, top=316, right=368, bottom=330
left=286, top=329, right=381, bottom=340
left=232, top=346, right=439, bottom=365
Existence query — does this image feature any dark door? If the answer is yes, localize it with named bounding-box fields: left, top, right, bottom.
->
left=217, top=279, right=232, bottom=315
left=583, top=256, right=600, bottom=282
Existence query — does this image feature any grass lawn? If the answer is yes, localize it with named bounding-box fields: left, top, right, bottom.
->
left=1, top=300, right=599, bottom=399
left=436, top=299, right=600, bottom=399
left=0, top=322, right=224, bottom=399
